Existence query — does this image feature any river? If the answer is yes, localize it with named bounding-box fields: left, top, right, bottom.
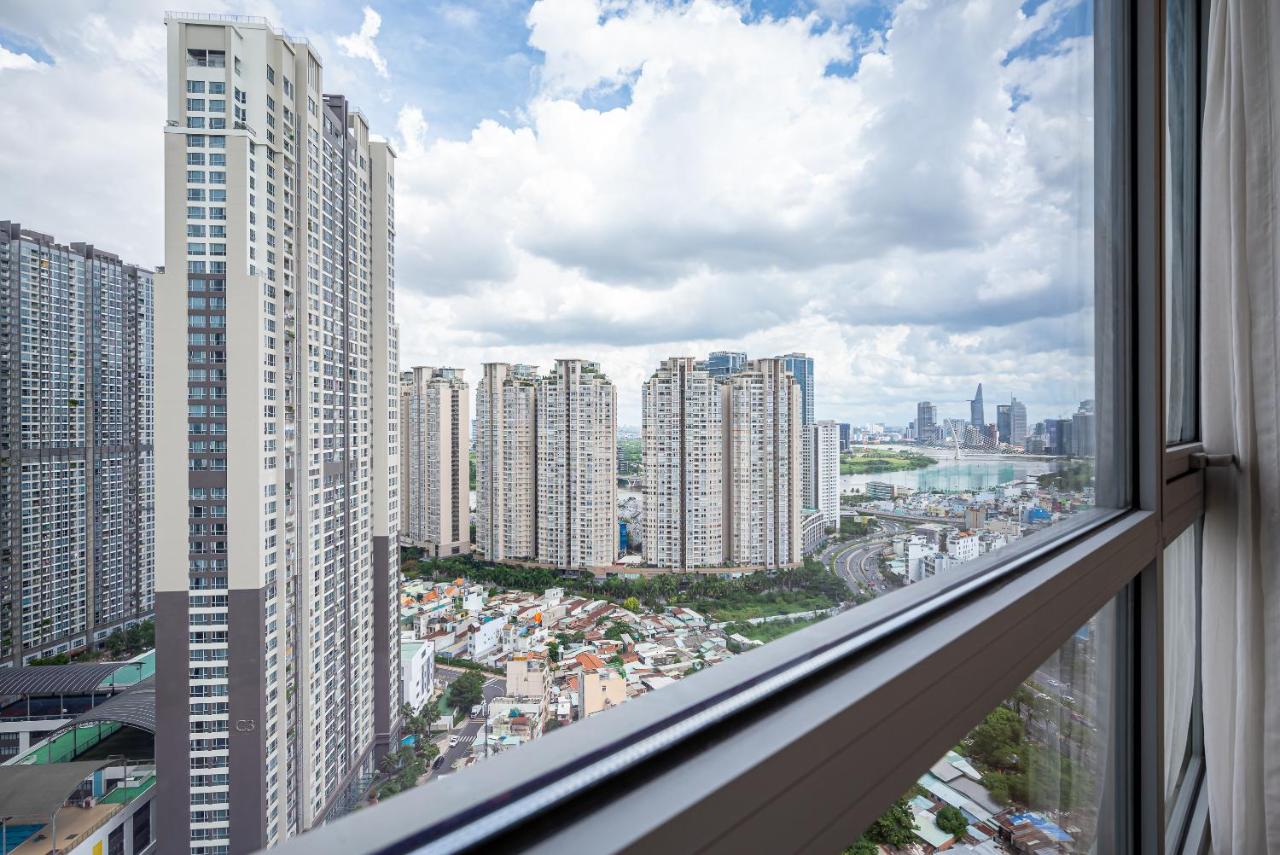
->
left=840, top=445, right=1061, bottom=494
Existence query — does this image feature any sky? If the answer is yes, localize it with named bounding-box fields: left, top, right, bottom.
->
left=0, top=0, right=1095, bottom=429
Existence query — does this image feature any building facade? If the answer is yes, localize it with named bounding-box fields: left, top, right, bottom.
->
left=810, top=419, right=840, bottom=527
left=723, top=358, right=803, bottom=568
left=916, top=401, right=938, bottom=442
left=536, top=360, right=617, bottom=569
left=474, top=363, right=538, bottom=562
left=154, top=15, right=400, bottom=852
left=399, top=366, right=469, bottom=557
left=705, top=350, right=746, bottom=377
left=0, top=222, right=155, bottom=665
left=778, top=353, right=814, bottom=511
left=969, top=383, right=984, bottom=427
left=641, top=357, right=724, bottom=569
left=1010, top=397, right=1029, bottom=447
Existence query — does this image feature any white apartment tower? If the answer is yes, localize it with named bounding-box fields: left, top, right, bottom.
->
left=641, top=358, right=724, bottom=569
left=0, top=222, right=155, bottom=665
left=536, top=360, right=618, bottom=569
left=475, top=363, right=538, bottom=561
left=154, top=15, right=400, bottom=853
left=399, top=367, right=470, bottom=557
left=811, top=419, right=840, bottom=527
left=723, top=358, right=803, bottom=568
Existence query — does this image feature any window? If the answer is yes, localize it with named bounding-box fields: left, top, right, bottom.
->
left=187, top=116, right=205, bottom=129
left=266, top=64, right=275, bottom=84
left=186, top=98, right=205, bottom=112
left=283, top=5, right=1203, bottom=855
left=186, top=49, right=225, bottom=68
left=187, top=80, right=205, bottom=93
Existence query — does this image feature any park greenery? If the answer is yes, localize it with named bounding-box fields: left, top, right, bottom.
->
left=840, top=447, right=936, bottom=475
left=724, top=615, right=825, bottom=644
left=445, top=670, right=486, bottom=712
left=373, top=702, right=442, bottom=801
left=403, top=554, right=852, bottom=622
left=29, top=620, right=155, bottom=666
left=844, top=796, right=917, bottom=853
left=935, top=804, right=969, bottom=838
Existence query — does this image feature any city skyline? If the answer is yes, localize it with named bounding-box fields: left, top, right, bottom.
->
left=0, top=0, right=1096, bottom=429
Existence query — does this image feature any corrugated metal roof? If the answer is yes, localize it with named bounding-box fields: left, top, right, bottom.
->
left=0, top=662, right=139, bottom=696
left=51, top=678, right=155, bottom=735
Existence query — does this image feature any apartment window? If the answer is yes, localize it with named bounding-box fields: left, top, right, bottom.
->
left=208, top=99, right=226, bottom=113
left=186, top=98, right=205, bottom=112
left=187, top=117, right=205, bottom=129
left=266, top=64, right=275, bottom=84
left=187, top=80, right=205, bottom=93
left=279, top=5, right=1209, bottom=855
left=187, top=153, right=206, bottom=165
left=209, top=81, right=225, bottom=95
left=209, top=135, right=225, bottom=148
left=186, top=49, right=225, bottom=68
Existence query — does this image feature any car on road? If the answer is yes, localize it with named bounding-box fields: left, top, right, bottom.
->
left=448, top=735, right=459, bottom=747
left=433, top=756, right=444, bottom=770
left=471, top=704, right=483, bottom=718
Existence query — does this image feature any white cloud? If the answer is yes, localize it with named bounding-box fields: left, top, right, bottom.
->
left=0, top=44, right=47, bottom=72
left=391, top=0, right=1095, bottom=425
left=337, top=6, right=389, bottom=78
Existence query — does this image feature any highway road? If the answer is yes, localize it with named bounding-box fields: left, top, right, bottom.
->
left=821, top=518, right=908, bottom=598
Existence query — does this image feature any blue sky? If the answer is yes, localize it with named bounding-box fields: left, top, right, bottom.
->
left=0, top=0, right=1095, bottom=427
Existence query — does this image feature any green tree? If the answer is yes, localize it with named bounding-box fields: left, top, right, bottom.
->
left=843, top=838, right=878, bottom=855
left=967, top=706, right=1025, bottom=770
left=548, top=642, right=561, bottom=663
left=446, top=670, right=485, bottom=711
left=935, top=805, right=968, bottom=839
left=864, top=797, right=916, bottom=847
left=622, top=596, right=640, bottom=613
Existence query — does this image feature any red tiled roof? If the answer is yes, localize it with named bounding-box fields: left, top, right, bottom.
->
left=576, top=652, right=607, bottom=671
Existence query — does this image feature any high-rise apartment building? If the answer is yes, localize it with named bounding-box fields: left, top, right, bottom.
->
left=916, top=401, right=938, bottom=442
left=706, top=350, right=746, bottom=377
left=641, top=358, right=724, bottom=569
left=154, top=15, right=400, bottom=852
left=838, top=422, right=852, bottom=452
left=778, top=353, right=815, bottom=517
left=1010, top=397, right=1029, bottom=447
left=1071, top=400, right=1097, bottom=457
left=536, top=360, right=617, bottom=569
left=474, top=363, right=538, bottom=561
left=996, top=404, right=1012, bottom=444
left=0, top=222, right=155, bottom=666
left=399, top=367, right=470, bottom=557
left=810, top=420, right=840, bottom=527
left=970, top=383, right=985, bottom=427
left=724, top=358, right=802, bottom=568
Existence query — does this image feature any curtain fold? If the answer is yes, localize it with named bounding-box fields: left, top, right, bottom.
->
left=1199, top=0, right=1280, bottom=852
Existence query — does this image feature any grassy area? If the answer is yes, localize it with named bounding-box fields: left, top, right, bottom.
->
left=840, top=448, right=937, bottom=475
left=1037, top=459, right=1093, bottom=492
left=406, top=554, right=852, bottom=622
left=725, top=615, right=825, bottom=642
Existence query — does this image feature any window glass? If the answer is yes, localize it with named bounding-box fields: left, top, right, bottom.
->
left=1165, top=0, right=1201, bottom=444
left=848, top=604, right=1115, bottom=854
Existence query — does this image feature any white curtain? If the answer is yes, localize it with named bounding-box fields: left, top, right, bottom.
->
left=1200, top=0, right=1280, bottom=852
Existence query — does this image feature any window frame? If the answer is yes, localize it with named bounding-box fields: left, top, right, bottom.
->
left=275, top=1, right=1194, bottom=853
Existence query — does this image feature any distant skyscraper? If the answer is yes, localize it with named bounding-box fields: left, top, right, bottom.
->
left=778, top=353, right=814, bottom=508
left=0, top=222, right=154, bottom=666
left=970, top=383, right=985, bottom=427
left=996, top=404, right=1012, bottom=444
left=1046, top=418, right=1074, bottom=455
left=400, top=367, right=470, bottom=557
left=724, top=359, right=803, bottom=568
left=1071, top=402, right=1097, bottom=457
left=475, top=363, right=538, bottom=562
left=154, top=16, right=400, bottom=850
left=811, top=420, right=841, bottom=527
left=838, top=422, right=852, bottom=451
left=641, top=358, right=723, bottom=569
left=536, top=360, right=618, bottom=569
left=916, top=401, right=938, bottom=441
left=706, top=350, right=747, bottom=377
left=1010, top=398, right=1029, bottom=446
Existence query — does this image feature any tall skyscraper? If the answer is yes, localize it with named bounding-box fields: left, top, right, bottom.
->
left=993, top=404, right=1013, bottom=445
left=779, top=353, right=815, bottom=517
left=641, top=358, right=724, bottom=569
left=0, top=222, right=155, bottom=665
left=724, top=359, right=803, bottom=568
left=706, top=350, right=746, bottom=377
left=810, top=420, right=840, bottom=527
left=916, top=401, right=938, bottom=442
left=969, top=383, right=985, bottom=427
left=536, top=360, right=617, bottom=569
left=838, top=422, right=852, bottom=452
left=154, top=16, right=400, bottom=851
left=475, top=363, right=538, bottom=562
left=1071, top=400, right=1097, bottom=457
left=399, top=367, right=470, bottom=557
left=1010, top=397, right=1029, bottom=446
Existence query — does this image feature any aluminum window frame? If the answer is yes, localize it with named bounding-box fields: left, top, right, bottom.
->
left=272, top=1, right=1184, bottom=853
